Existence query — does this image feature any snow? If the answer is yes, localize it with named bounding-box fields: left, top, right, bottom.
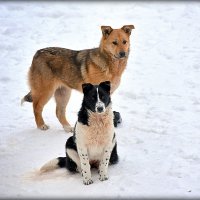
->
left=0, top=1, right=200, bottom=198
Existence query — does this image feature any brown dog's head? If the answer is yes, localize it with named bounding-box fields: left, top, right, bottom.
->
left=100, top=25, right=134, bottom=59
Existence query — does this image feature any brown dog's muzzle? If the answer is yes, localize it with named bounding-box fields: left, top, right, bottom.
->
left=114, top=51, right=127, bottom=59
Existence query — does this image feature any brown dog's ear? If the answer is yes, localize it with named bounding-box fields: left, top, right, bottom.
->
left=121, top=25, right=135, bottom=35
left=101, top=26, right=113, bottom=38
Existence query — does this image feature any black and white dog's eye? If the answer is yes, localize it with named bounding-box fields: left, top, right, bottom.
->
left=91, top=96, right=96, bottom=100
left=101, top=95, right=106, bottom=101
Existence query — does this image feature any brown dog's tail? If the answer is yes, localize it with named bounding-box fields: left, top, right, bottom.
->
left=21, top=91, right=33, bottom=105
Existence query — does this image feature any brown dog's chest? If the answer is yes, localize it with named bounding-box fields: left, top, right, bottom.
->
left=84, top=60, right=126, bottom=93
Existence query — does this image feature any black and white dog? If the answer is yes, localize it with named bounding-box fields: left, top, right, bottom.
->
left=40, top=81, right=118, bottom=185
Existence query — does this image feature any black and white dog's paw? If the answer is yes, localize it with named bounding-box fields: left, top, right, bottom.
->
left=83, top=178, right=93, bottom=185
left=113, top=111, right=122, bottom=127
left=99, top=174, right=109, bottom=181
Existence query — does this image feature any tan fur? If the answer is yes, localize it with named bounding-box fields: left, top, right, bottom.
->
left=76, top=105, right=114, bottom=149
left=25, top=25, right=134, bottom=131
left=75, top=105, right=115, bottom=171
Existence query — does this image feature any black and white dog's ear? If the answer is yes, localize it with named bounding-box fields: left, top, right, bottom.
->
left=99, top=81, right=111, bottom=93
left=82, top=83, right=94, bottom=94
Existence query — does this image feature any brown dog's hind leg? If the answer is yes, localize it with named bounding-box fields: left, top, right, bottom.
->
left=54, top=86, right=73, bottom=133
left=32, top=89, right=54, bottom=131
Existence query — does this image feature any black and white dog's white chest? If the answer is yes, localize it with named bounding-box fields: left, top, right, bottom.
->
left=75, top=109, right=114, bottom=161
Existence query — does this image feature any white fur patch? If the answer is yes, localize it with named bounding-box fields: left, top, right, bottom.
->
left=63, top=125, right=74, bottom=133
left=95, top=87, right=105, bottom=113
left=21, top=98, right=25, bottom=106
left=66, top=149, right=81, bottom=172
left=88, top=145, right=104, bottom=161
left=40, top=158, right=59, bottom=173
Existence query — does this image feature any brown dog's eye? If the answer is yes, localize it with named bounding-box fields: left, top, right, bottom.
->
left=123, top=40, right=127, bottom=45
left=112, top=41, right=118, bottom=45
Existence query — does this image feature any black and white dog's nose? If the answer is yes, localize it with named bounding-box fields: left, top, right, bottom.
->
left=97, top=106, right=104, bottom=113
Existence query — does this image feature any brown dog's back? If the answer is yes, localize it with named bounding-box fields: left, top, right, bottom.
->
left=23, top=25, right=134, bottom=131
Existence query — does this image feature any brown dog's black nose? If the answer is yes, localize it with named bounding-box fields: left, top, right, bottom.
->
left=119, top=51, right=126, bottom=58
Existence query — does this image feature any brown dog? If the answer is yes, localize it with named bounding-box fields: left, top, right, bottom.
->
left=22, top=25, right=134, bottom=132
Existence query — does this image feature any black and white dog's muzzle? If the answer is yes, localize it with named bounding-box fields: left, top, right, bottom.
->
left=95, top=101, right=105, bottom=113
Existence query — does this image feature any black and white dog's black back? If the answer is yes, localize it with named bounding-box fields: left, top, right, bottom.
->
left=40, top=81, right=118, bottom=185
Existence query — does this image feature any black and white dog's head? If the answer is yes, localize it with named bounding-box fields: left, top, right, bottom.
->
left=82, top=81, right=111, bottom=114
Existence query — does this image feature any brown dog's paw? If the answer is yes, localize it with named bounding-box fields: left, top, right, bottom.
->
left=39, top=124, right=50, bottom=131
left=63, top=125, right=74, bottom=133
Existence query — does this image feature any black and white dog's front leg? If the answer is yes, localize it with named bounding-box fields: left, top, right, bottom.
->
left=99, top=146, right=112, bottom=181
left=78, top=147, right=93, bottom=185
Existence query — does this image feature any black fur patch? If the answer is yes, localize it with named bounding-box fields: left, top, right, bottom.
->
left=71, top=51, right=81, bottom=67
left=81, top=83, right=98, bottom=113
left=65, top=136, right=77, bottom=151
left=66, top=156, right=77, bottom=172
left=57, top=157, right=66, bottom=168
left=109, top=143, right=119, bottom=165
left=78, top=107, right=89, bottom=125
left=65, top=136, right=78, bottom=172
left=24, top=92, right=32, bottom=102
left=98, top=83, right=111, bottom=107
left=66, top=156, right=77, bottom=173
left=113, top=111, right=122, bottom=127
left=112, top=132, right=116, bottom=143
left=99, top=81, right=110, bottom=94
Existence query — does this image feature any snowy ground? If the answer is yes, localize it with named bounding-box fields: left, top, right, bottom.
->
left=0, top=1, right=200, bottom=199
